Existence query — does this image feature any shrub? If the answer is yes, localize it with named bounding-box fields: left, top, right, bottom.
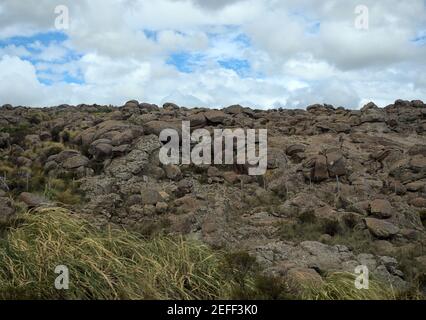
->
left=54, top=189, right=81, bottom=205
left=321, top=219, right=341, bottom=236
left=298, top=210, right=316, bottom=224
left=0, top=124, right=32, bottom=145
left=40, top=142, right=65, bottom=161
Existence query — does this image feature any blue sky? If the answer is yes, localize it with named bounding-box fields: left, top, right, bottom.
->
left=0, top=0, right=426, bottom=108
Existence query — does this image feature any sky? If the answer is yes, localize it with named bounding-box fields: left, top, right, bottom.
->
left=0, top=0, right=425, bottom=109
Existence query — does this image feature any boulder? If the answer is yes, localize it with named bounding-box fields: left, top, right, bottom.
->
left=360, top=103, right=385, bottom=123
left=124, top=100, right=139, bottom=108
left=223, top=104, right=245, bottom=115
left=62, top=154, right=90, bottom=169
left=370, top=199, right=394, bottom=218
left=77, top=120, right=142, bottom=146
left=106, top=135, right=161, bottom=180
left=163, top=102, right=179, bottom=110
left=409, top=197, right=426, bottom=208
left=204, top=110, right=227, bottom=124
left=145, top=120, right=181, bottom=136
left=312, top=155, right=329, bottom=182
left=405, top=181, right=425, bottom=192
left=18, top=192, right=50, bottom=208
left=140, top=188, right=162, bottom=205
left=286, top=144, right=306, bottom=157
left=56, top=150, right=81, bottom=163
left=365, top=218, right=400, bottom=239
left=89, top=139, right=113, bottom=160
left=175, top=179, right=193, bottom=198
left=188, top=113, right=207, bottom=128
left=164, top=164, right=182, bottom=181
left=326, top=151, right=346, bottom=177
left=409, top=156, right=426, bottom=171
left=174, top=195, right=200, bottom=213
left=331, top=122, right=351, bottom=134
left=223, top=171, right=239, bottom=184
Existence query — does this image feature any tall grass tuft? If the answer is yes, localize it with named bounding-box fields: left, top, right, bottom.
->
left=302, top=272, right=396, bottom=300
left=0, top=207, right=231, bottom=300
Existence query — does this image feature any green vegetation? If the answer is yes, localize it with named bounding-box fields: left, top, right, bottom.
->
left=0, top=124, right=32, bottom=145
left=302, top=272, right=396, bottom=300
left=0, top=207, right=405, bottom=300
left=0, top=208, right=232, bottom=300
left=278, top=211, right=374, bottom=254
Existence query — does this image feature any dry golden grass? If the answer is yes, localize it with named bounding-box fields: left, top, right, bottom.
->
left=0, top=207, right=232, bottom=300
left=0, top=207, right=413, bottom=300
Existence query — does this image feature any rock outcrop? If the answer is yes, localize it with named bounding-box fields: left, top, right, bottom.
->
left=1, top=99, right=425, bottom=293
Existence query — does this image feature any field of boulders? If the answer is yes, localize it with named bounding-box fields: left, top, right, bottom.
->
left=0, top=99, right=425, bottom=299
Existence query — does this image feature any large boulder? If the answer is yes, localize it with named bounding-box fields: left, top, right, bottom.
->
left=106, top=135, right=162, bottom=180
left=76, top=120, right=143, bottom=147
left=188, top=113, right=207, bottom=128
left=365, top=218, right=400, bottom=239
left=360, top=102, right=385, bottom=123
left=62, top=154, right=90, bottom=169
left=144, top=120, right=181, bottom=136
left=89, top=139, right=113, bottom=160
left=204, top=110, right=228, bottom=124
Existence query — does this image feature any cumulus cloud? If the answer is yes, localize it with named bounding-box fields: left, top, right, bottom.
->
left=0, top=0, right=425, bottom=108
left=0, top=55, right=46, bottom=106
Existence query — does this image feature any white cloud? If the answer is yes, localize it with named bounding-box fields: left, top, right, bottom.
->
left=0, top=44, right=30, bottom=58
left=0, top=0, right=425, bottom=108
left=0, top=55, right=46, bottom=106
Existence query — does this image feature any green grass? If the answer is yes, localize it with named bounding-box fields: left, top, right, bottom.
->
left=0, top=207, right=232, bottom=300
left=0, top=207, right=413, bottom=300
left=302, top=272, right=396, bottom=300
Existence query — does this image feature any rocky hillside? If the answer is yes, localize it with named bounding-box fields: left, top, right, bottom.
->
left=1, top=99, right=426, bottom=296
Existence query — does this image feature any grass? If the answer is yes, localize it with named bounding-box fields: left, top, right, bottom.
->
left=278, top=213, right=343, bottom=242
left=277, top=211, right=375, bottom=254
left=0, top=207, right=232, bottom=300
left=0, top=207, right=415, bottom=300
left=303, top=272, right=396, bottom=300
